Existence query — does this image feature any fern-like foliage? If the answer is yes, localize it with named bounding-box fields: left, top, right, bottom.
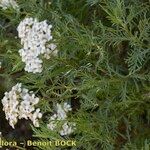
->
left=0, top=0, right=150, bottom=150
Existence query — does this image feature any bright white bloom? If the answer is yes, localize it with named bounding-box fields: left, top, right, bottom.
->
left=47, top=102, right=76, bottom=136
left=17, top=17, right=58, bottom=73
left=0, top=0, right=19, bottom=10
left=60, top=122, right=76, bottom=136
left=1, top=83, right=42, bottom=128
left=0, top=62, right=1, bottom=69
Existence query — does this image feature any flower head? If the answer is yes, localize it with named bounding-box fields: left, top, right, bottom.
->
left=47, top=102, right=76, bottom=136
left=17, top=17, right=58, bottom=73
left=2, top=83, right=42, bottom=128
left=0, top=0, right=19, bottom=10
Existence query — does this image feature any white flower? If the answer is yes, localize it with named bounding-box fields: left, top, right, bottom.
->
left=0, top=0, right=19, bottom=10
left=47, top=121, right=57, bottom=130
left=1, top=83, right=42, bottom=128
left=63, top=102, right=72, bottom=112
left=60, top=122, right=76, bottom=136
left=30, top=108, right=42, bottom=127
left=47, top=102, right=76, bottom=136
left=17, top=17, right=58, bottom=73
left=56, top=103, right=68, bottom=120
left=0, top=62, right=1, bottom=69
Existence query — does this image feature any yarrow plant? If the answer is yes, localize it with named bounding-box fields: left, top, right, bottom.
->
left=1, top=83, right=42, bottom=128
left=0, top=0, right=150, bottom=149
left=17, top=17, right=57, bottom=73
left=0, top=0, right=19, bottom=10
left=47, top=103, right=76, bottom=136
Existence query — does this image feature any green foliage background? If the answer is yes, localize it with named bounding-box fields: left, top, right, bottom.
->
left=0, top=0, right=150, bottom=149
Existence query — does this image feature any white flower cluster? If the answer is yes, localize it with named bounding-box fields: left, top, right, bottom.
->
left=1, top=83, right=42, bottom=128
left=47, top=103, right=76, bottom=136
left=0, top=0, right=19, bottom=10
left=17, top=17, right=58, bottom=73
